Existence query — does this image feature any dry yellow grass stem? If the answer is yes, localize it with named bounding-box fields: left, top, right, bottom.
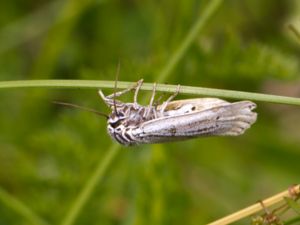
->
left=207, top=184, right=300, bottom=225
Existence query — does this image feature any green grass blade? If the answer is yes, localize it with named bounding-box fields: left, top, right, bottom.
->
left=60, top=145, right=120, bottom=225
left=1, top=79, right=300, bottom=106
left=285, top=216, right=300, bottom=225
left=157, top=0, right=223, bottom=82
left=0, top=187, right=49, bottom=225
left=0, top=0, right=64, bottom=55
left=30, top=0, right=105, bottom=77
left=284, top=197, right=300, bottom=215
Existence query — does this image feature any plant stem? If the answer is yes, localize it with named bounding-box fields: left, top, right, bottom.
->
left=207, top=185, right=300, bottom=225
left=1, top=79, right=300, bottom=106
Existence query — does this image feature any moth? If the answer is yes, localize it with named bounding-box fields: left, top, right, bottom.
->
left=98, top=79, right=257, bottom=146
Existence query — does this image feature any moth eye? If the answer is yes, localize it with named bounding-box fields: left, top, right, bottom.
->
left=191, top=106, right=196, bottom=111
left=109, top=119, right=123, bottom=128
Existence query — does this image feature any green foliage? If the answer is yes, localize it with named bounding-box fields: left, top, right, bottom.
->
left=0, top=0, right=300, bottom=225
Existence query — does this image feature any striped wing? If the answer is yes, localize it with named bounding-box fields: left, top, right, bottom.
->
left=131, top=101, right=257, bottom=144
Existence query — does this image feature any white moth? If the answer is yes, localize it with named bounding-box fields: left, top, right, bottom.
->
left=98, top=79, right=257, bottom=146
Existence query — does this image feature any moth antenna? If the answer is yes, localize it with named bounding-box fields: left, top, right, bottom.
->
left=53, top=101, right=109, bottom=119
left=114, top=60, right=121, bottom=116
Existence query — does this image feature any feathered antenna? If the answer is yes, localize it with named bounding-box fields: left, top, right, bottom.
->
left=53, top=101, right=109, bottom=119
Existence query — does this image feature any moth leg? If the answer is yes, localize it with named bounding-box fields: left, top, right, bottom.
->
left=98, top=79, right=144, bottom=106
left=133, top=79, right=144, bottom=107
left=98, top=90, right=123, bottom=107
left=98, top=90, right=112, bottom=107
left=144, top=83, right=157, bottom=118
left=160, top=84, right=181, bottom=114
left=98, top=90, right=106, bottom=100
left=104, top=79, right=144, bottom=99
left=153, top=93, right=165, bottom=108
left=149, top=83, right=157, bottom=107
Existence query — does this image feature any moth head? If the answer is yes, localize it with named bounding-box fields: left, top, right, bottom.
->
left=107, top=110, right=130, bottom=145
left=108, top=111, right=126, bottom=128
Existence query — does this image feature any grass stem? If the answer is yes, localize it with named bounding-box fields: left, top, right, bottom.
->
left=207, top=185, right=300, bottom=225
left=1, top=79, right=300, bottom=106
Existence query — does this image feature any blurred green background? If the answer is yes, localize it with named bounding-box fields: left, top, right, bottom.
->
left=1, top=0, right=300, bottom=224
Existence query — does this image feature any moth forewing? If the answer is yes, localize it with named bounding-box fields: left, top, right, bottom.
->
left=159, top=98, right=229, bottom=110
left=130, top=101, right=257, bottom=144
left=157, top=98, right=230, bottom=117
